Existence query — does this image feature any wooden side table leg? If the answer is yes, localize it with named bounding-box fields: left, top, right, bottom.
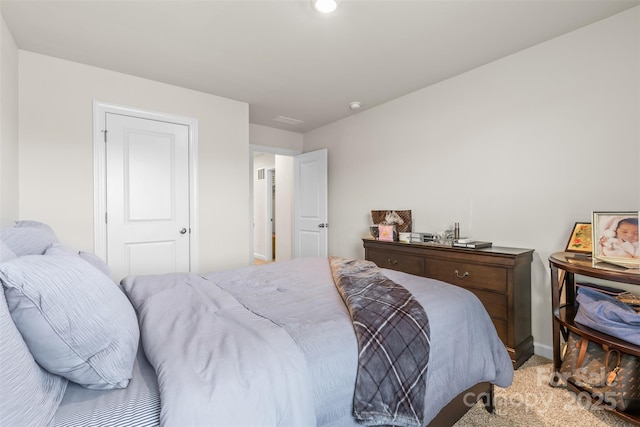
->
left=550, top=264, right=561, bottom=372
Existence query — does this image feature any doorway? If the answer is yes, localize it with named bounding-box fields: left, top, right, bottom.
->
left=250, top=147, right=328, bottom=263
left=250, top=146, right=298, bottom=264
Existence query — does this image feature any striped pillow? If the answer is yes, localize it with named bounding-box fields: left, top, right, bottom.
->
left=0, top=286, right=68, bottom=425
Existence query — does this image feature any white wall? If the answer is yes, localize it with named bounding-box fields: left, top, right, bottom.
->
left=18, top=51, right=250, bottom=273
left=0, top=15, right=19, bottom=227
left=304, top=8, right=640, bottom=357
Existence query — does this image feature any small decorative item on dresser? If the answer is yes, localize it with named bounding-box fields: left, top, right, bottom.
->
left=398, top=232, right=411, bottom=243
left=452, top=241, right=492, bottom=249
left=410, top=232, right=435, bottom=243
left=592, top=211, right=639, bottom=268
left=378, top=224, right=396, bottom=242
left=565, top=222, right=592, bottom=254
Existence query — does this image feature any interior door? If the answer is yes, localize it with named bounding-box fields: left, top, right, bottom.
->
left=293, top=149, right=328, bottom=257
left=105, top=113, right=191, bottom=281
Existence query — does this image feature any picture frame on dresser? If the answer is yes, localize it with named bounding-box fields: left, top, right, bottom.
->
left=592, top=211, right=639, bottom=268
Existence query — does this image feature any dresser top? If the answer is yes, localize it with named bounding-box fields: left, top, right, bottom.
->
left=362, top=238, right=534, bottom=257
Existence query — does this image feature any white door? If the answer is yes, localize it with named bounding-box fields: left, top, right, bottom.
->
left=293, top=149, right=328, bottom=257
left=105, top=113, right=191, bottom=280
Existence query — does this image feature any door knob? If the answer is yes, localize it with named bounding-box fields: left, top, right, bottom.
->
left=179, top=228, right=187, bottom=234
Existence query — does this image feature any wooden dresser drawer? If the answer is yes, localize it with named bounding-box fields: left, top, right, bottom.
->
left=467, top=288, right=507, bottom=320
left=367, top=249, right=424, bottom=276
left=425, top=260, right=507, bottom=293
left=491, top=318, right=508, bottom=344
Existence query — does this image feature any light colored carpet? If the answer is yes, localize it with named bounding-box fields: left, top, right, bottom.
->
left=454, top=355, right=636, bottom=426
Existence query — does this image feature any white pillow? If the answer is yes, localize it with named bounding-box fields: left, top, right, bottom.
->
left=0, top=287, right=68, bottom=425
left=0, top=254, right=139, bottom=389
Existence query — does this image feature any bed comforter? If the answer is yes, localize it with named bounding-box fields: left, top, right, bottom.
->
left=122, top=257, right=513, bottom=427
left=121, top=273, right=316, bottom=426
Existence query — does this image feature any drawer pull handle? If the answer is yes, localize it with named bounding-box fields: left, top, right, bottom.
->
left=454, top=269, right=469, bottom=278
left=387, top=259, right=398, bottom=266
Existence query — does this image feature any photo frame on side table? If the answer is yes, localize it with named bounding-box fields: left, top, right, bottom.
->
left=565, top=222, right=593, bottom=254
left=592, top=211, right=639, bottom=268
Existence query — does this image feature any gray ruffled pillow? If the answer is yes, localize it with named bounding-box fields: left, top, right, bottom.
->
left=79, top=251, right=113, bottom=280
left=0, top=240, right=16, bottom=262
left=0, top=287, right=68, bottom=425
left=0, top=220, right=59, bottom=256
left=46, top=244, right=114, bottom=281
left=0, top=253, right=139, bottom=389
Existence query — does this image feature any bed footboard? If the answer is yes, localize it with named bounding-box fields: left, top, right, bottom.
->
left=426, top=382, right=493, bottom=427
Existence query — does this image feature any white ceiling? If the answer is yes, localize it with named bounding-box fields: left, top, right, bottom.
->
left=2, top=0, right=639, bottom=133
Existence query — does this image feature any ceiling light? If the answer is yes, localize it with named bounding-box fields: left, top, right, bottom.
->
left=349, top=101, right=361, bottom=110
left=313, top=0, right=337, bottom=13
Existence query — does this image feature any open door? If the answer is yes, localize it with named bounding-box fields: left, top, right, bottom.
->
left=293, top=149, right=328, bottom=257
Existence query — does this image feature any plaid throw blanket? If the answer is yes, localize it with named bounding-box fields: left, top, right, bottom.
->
left=329, top=257, right=430, bottom=427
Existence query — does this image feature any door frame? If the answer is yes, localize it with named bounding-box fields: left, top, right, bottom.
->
left=264, top=167, right=275, bottom=261
left=264, top=166, right=276, bottom=261
left=93, top=101, right=199, bottom=273
left=249, top=145, right=300, bottom=264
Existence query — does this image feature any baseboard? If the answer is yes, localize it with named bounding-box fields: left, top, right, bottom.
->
left=533, top=341, right=553, bottom=360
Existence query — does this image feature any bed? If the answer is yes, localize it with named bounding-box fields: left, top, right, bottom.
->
left=0, top=221, right=513, bottom=427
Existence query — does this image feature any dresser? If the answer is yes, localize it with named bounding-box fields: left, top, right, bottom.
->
left=363, top=239, right=534, bottom=368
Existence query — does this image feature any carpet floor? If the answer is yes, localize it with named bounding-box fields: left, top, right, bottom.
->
left=454, top=355, right=637, bottom=426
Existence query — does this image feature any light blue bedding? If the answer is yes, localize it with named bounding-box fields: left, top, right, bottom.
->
left=117, top=257, right=512, bottom=427
left=208, top=257, right=513, bottom=426
left=122, top=271, right=316, bottom=426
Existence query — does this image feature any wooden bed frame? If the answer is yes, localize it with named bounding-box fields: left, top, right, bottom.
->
left=427, top=382, right=494, bottom=426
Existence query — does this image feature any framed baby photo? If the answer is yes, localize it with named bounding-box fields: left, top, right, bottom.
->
left=565, top=222, right=592, bottom=254
left=592, top=211, right=639, bottom=268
